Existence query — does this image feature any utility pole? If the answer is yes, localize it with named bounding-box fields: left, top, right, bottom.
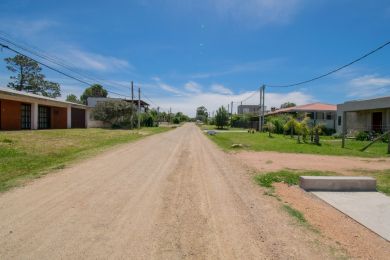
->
left=262, top=85, right=266, bottom=131
left=138, top=87, right=141, bottom=129
left=259, top=85, right=263, bottom=131
left=131, top=81, right=134, bottom=129
left=231, top=101, right=233, bottom=115
left=259, top=85, right=266, bottom=131
left=227, top=104, right=229, bottom=114
left=157, top=106, right=160, bottom=127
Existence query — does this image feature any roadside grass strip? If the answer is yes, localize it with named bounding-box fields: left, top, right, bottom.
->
left=208, top=132, right=389, bottom=157
left=254, top=169, right=333, bottom=188
left=0, top=127, right=170, bottom=192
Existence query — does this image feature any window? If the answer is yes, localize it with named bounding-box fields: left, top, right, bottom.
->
left=326, top=112, right=333, bottom=120
left=21, top=104, right=31, bottom=129
left=38, top=106, right=51, bottom=129
left=338, top=116, right=342, bottom=126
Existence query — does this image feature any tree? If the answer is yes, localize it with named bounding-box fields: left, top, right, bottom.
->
left=280, top=102, right=296, bottom=109
left=265, top=121, right=276, bottom=137
left=215, top=106, right=229, bottom=129
left=80, top=84, right=108, bottom=104
left=66, top=94, right=81, bottom=104
left=92, top=100, right=136, bottom=127
left=5, top=54, right=61, bottom=98
left=196, top=106, right=208, bottom=123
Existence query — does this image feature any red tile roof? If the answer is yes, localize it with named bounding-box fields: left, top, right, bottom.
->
left=267, top=102, right=336, bottom=115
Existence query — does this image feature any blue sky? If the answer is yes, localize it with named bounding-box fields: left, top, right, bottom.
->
left=0, top=0, right=390, bottom=116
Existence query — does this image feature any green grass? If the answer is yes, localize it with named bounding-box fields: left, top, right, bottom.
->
left=208, top=132, right=389, bottom=157
left=199, top=124, right=245, bottom=131
left=254, top=169, right=333, bottom=187
left=255, top=169, right=390, bottom=196
left=0, top=127, right=170, bottom=192
left=351, top=169, right=390, bottom=195
left=282, top=204, right=307, bottom=224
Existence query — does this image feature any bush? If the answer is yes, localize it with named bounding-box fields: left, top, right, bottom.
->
left=267, top=115, right=290, bottom=134
left=355, top=131, right=370, bottom=141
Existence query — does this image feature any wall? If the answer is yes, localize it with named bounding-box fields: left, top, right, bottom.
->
left=0, top=99, right=21, bottom=130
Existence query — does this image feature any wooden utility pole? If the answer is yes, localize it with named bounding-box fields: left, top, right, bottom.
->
left=157, top=106, right=160, bottom=127
left=131, top=81, right=134, bottom=129
left=341, top=111, right=346, bottom=148
left=137, top=87, right=141, bottom=129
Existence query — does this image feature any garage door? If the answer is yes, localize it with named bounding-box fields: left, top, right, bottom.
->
left=71, top=108, right=86, bottom=128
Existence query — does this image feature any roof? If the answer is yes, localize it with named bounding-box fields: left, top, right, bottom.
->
left=0, top=87, right=87, bottom=108
left=338, top=95, right=390, bottom=112
left=266, top=102, right=336, bottom=115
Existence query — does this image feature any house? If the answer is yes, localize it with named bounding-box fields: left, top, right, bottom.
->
left=237, top=105, right=266, bottom=115
left=337, top=96, right=390, bottom=135
left=0, top=88, right=88, bottom=130
left=86, top=97, right=150, bottom=128
left=266, top=102, right=337, bottom=130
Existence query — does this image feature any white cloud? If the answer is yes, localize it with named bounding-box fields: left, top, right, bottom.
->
left=153, top=78, right=184, bottom=96
left=185, top=81, right=202, bottom=93
left=211, top=84, right=233, bottom=95
left=0, top=19, right=58, bottom=37
left=153, top=89, right=313, bottom=117
left=347, top=75, right=390, bottom=98
left=61, top=48, right=131, bottom=72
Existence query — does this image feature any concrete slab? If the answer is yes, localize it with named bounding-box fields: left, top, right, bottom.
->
left=312, top=191, right=390, bottom=241
left=300, top=176, right=376, bottom=191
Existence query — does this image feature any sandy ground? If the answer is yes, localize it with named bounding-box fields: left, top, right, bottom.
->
left=274, top=183, right=390, bottom=259
left=233, top=151, right=390, bottom=259
left=234, top=151, right=390, bottom=174
left=0, top=123, right=339, bottom=259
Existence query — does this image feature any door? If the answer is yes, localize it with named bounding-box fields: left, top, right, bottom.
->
left=21, top=103, right=31, bottom=129
left=372, top=112, right=382, bottom=132
left=71, top=108, right=86, bottom=128
left=38, top=106, right=51, bottom=129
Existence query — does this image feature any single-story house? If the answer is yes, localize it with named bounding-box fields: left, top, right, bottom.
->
left=337, top=96, right=390, bottom=135
left=0, top=88, right=88, bottom=130
left=86, top=97, right=150, bottom=128
left=266, top=102, right=337, bottom=130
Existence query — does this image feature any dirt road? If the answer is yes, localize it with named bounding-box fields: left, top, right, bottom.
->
left=0, top=123, right=337, bottom=259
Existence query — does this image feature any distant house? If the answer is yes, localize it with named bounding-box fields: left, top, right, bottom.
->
left=237, top=105, right=266, bottom=115
left=266, top=102, right=337, bottom=130
left=86, top=97, right=150, bottom=128
left=337, top=96, right=390, bottom=134
left=0, top=88, right=88, bottom=130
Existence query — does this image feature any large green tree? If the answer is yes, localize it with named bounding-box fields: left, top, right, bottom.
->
left=80, top=84, right=108, bottom=104
left=5, top=54, right=61, bottom=98
left=280, top=102, right=296, bottom=109
left=196, top=106, right=208, bottom=123
left=215, top=106, right=229, bottom=129
left=66, top=94, right=81, bottom=104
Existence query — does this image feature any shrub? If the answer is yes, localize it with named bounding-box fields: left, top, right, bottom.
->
left=355, top=131, right=369, bottom=141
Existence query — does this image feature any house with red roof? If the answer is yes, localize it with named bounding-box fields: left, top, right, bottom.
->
left=266, top=102, right=337, bottom=131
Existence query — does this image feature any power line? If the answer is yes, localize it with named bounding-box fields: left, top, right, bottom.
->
left=0, top=42, right=130, bottom=98
left=0, top=32, right=131, bottom=94
left=267, top=40, right=390, bottom=88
